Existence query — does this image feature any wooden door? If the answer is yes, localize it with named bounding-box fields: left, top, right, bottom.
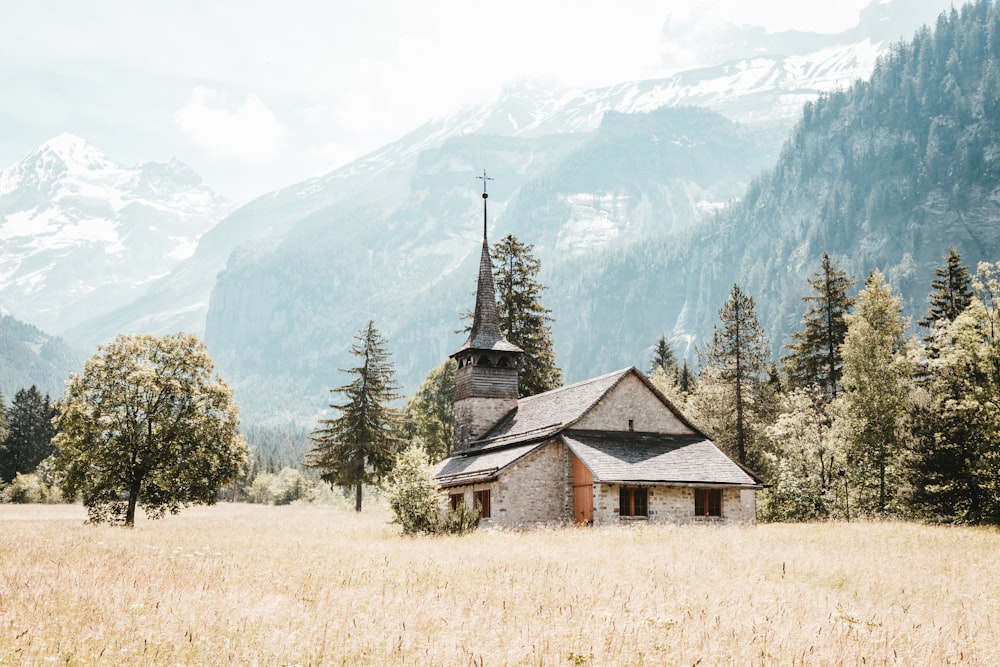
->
left=571, top=453, right=593, bottom=524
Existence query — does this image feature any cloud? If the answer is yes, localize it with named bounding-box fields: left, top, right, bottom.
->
left=174, top=87, right=286, bottom=161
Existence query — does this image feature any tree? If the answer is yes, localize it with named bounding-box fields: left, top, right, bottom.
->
left=696, top=283, right=770, bottom=467
left=920, top=246, right=974, bottom=338
left=0, top=392, right=9, bottom=484
left=306, top=320, right=403, bottom=512
left=0, top=386, right=57, bottom=484
left=385, top=445, right=443, bottom=535
left=783, top=252, right=855, bottom=399
left=909, top=263, right=1000, bottom=523
left=649, top=335, right=678, bottom=377
left=833, top=271, right=913, bottom=515
left=491, top=234, right=562, bottom=397
left=403, top=360, right=455, bottom=463
left=53, top=334, right=248, bottom=526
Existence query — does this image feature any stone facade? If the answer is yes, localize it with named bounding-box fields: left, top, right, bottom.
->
left=593, top=483, right=756, bottom=525
left=453, top=395, right=518, bottom=450
left=574, top=373, right=695, bottom=434
left=444, top=439, right=758, bottom=528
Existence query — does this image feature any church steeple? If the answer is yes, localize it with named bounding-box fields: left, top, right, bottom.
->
left=450, top=171, right=522, bottom=451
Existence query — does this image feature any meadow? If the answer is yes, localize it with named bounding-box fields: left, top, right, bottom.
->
left=0, top=504, right=997, bottom=666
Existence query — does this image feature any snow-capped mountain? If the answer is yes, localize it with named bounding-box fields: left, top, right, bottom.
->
left=0, top=133, right=233, bottom=335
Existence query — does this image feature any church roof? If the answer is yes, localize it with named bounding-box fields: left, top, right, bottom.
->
left=451, top=237, right=523, bottom=355
left=561, top=430, right=764, bottom=487
left=434, top=367, right=759, bottom=488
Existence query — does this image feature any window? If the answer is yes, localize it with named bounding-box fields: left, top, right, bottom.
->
left=449, top=493, right=464, bottom=511
left=475, top=489, right=491, bottom=518
left=694, top=489, right=722, bottom=517
left=628, top=419, right=634, bottom=431
left=619, top=486, right=648, bottom=517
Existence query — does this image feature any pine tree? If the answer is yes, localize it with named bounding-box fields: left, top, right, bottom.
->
left=306, top=320, right=404, bottom=512
left=920, top=246, right=973, bottom=333
left=697, top=283, right=769, bottom=467
left=834, top=271, right=913, bottom=515
left=0, top=393, right=9, bottom=484
left=649, top=335, right=678, bottom=376
left=677, top=359, right=696, bottom=394
left=783, top=252, right=855, bottom=400
left=491, top=233, right=562, bottom=397
left=0, top=386, right=56, bottom=484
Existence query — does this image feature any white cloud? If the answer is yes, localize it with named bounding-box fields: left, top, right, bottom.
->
left=174, top=87, right=286, bottom=161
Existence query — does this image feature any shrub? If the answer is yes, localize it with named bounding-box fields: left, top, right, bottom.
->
left=385, top=445, right=479, bottom=535
left=1, top=473, right=63, bottom=504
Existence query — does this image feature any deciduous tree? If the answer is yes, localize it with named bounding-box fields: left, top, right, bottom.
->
left=53, top=334, right=248, bottom=526
left=306, top=321, right=403, bottom=511
left=403, top=360, right=455, bottom=463
left=834, top=271, right=913, bottom=515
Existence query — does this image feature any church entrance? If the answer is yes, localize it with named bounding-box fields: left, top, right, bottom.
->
left=571, top=453, right=593, bottom=524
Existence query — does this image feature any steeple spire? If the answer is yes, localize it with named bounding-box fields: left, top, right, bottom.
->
left=450, top=170, right=522, bottom=451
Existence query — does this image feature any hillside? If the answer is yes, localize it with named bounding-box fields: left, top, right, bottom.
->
left=0, top=314, right=78, bottom=399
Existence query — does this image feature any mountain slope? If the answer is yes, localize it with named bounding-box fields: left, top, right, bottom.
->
left=0, top=314, right=79, bottom=400
left=0, top=134, right=232, bottom=336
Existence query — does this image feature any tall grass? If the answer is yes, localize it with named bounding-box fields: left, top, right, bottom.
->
left=1, top=504, right=997, bottom=665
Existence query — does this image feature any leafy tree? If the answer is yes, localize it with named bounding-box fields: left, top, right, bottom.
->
left=0, top=386, right=57, bottom=484
left=403, top=360, right=455, bottom=463
left=53, top=333, right=248, bottom=527
left=385, top=445, right=443, bottom=535
left=696, top=283, right=770, bottom=467
left=920, top=246, right=974, bottom=337
left=759, top=389, right=836, bottom=521
left=491, top=233, right=562, bottom=397
left=649, top=335, right=678, bottom=377
left=306, top=320, right=403, bottom=512
left=908, top=262, right=1000, bottom=523
left=833, top=271, right=913, bottom=515
left=783, top=252, right=855, bottom=399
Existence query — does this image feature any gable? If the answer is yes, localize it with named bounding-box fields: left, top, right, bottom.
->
left=573, top=372, right=694, bottom=434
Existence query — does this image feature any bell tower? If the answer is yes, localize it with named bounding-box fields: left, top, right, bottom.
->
left=450, top=171, right=522, bottom=451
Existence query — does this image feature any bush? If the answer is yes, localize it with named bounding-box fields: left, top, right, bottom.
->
left=245, top=468, right=317, bottom=505
left=386, top=445, right=479, bottom=535
left=1, top=473, right=63, bottom=504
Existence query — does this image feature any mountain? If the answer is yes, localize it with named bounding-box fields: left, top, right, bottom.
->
left=0, top=313, right=79, bottom=400
left=553, top=0, right=1000, bottom=371
left=0, top=133, right=233, bottom=337
left=61, top=0, right=959, bottom=425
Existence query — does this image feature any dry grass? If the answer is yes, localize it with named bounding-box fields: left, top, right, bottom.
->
left=1, top=504, right=997, bottom=666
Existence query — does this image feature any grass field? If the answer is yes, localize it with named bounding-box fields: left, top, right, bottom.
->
left=1, top=504, right=997, bottom=666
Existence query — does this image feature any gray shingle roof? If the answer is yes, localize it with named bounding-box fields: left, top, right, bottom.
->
left=562, top=430, right=763, bottom=487
left=473, top=368, right=633, bottom=447
left=434, top=442, right=540, bottom=487
left=451, top=237, right=523, bottom=355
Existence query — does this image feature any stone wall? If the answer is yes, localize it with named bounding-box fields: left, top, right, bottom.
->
left=453, top=395, right=517, bottom=451
left=574, top=373, right=695, bottom=434
left=492, top=440, right=570, bottom=526
left=593, top=483, right=757, bottom=525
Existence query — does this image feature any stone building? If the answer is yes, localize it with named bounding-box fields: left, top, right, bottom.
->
left=434, top=181, right=763, bottom=526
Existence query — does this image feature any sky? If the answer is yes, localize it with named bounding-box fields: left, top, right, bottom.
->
left=0, top=0, right=935, bottom=204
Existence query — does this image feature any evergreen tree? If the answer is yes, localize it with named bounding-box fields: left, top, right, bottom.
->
left=649, top=335, right=678, bottom=377
left=783, top=252, right=855, bottom=400
left=306, top=320, right=404, bottom=512
left=0, top=392, right=9, bottom=484
left=403, top=360, right=455, bottom=463
left=0, top=386, right=56, bottom=484
left=834, top=271, right=913, bottom=515
left=697, top=283, right=769, bottom=467
left=920, top=246, right=974, bottom=333
left=491, top=234, right=562, bottom=397
left=677, top=359, right=696, bottom=395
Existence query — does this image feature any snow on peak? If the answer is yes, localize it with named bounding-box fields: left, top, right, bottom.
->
left=36, top=132, right=115, bottom=171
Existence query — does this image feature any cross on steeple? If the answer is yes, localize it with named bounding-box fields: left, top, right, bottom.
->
left=476, top=169, right=493, bottom=238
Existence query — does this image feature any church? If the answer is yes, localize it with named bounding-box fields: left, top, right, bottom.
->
left=434, top=180, right=763, bottom=526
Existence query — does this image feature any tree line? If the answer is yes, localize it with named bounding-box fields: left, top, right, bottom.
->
left=649, top=246, right=1000, bottom=523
